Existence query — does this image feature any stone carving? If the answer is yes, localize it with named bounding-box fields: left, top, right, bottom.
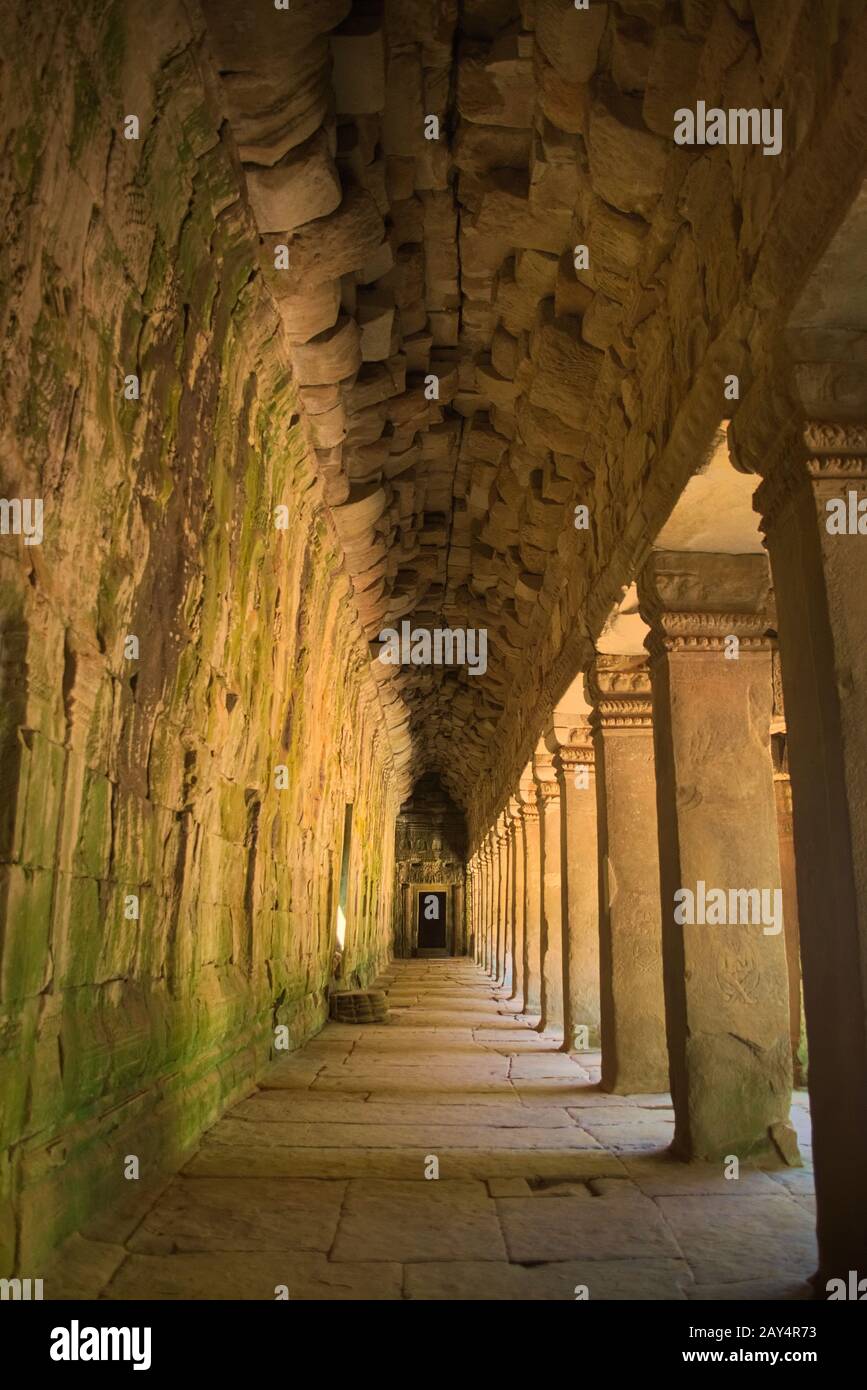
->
left=588, top=655, right=653, bottom=729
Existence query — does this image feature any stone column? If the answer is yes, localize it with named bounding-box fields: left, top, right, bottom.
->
left=475, top=854, right=483, bottom=965
left=773, top=749, right=808, bottom=1086
left=534, top=749, right=564, bottom=1038
left=639, top=552, right=794, bottom=1161
left=480, top=834, right=494, bottom=978
left=454, top=880, right=465, bottom=957
left=490, top=820, right=501, bottom=981
left=501, top=812, right=516, bottom=990
left=744, top=423, right=867, bottom=1281
left=467, top=857, right=477, bottom=961
left=475, top=845, right=480, bottom=967
left=477, top=839, right=483, bottom=973
left=508, top=798, right=527, bottom=1007
left=518, top=781, right=542, bottom=1018
left=494, top=811, right=508, bottom=989
left=589, top=655, right=668, bottom=1093
left=555, top=727, right=601, bottom=1052
left=770, top=654, right=808, bottom=1086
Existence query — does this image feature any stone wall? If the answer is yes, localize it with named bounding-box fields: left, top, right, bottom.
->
left=0, top=0, right=398, bottom=1275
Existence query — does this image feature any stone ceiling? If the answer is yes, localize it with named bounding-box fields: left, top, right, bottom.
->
left=196, top=0, right=838, bottom=813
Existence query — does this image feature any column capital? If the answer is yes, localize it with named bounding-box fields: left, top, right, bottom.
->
left=553, top=724, right=595, bottom=775
left=533, top=748, right=560, bottom=801
left=588, top=653, right=653, bottom=730
left=637, top=550, right=775, bottom=658
left=743, top=418, right=867, bottom=535
left=518, top=782, right=540, bottom=822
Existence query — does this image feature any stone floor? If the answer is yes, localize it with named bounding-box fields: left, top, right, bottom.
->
left=47, top=959, right=817, bottom=1300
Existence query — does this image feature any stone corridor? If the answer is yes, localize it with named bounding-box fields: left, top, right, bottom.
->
left=44, top=960, right=816, bottom=1301
left=3, top=0, right=867, bottom=1304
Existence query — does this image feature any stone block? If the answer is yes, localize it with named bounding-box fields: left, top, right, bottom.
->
left=265, top=186, right=384, bottom=285
left=534, top=0, right=608, bottom=85
left=586, top=84, right=667, bottom=219
left=331, top=16, right=386, bottom=114
left=290, top=314, right=361, bottom=385
left=244, top=130, right=341, bottom=233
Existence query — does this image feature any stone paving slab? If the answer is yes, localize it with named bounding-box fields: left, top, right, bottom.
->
left=579, top=1118, right=677, bottom=1151
left=687, top=1280, right=813, bottom=1300
left=311, top=1075, right=515, bottom=1094
left=767, top=1168, right=815, bottom=1197
left=496, top=1188, right=685, bottom=1263
left=403, top=1258, right=693, bottom=1301
left=567, top=1105, right=674, bottom=1126
left=43, top=1234, right=128, bottom=1301
left=331, top=1180, right=508, bottom=1263
left=184, top=1145, right=627, bottom=1180
left=345, top=1031, right=478, bottom=1050
left=655, top=1194, right=818, bottom=1284
left=363, top=1087, right=522, bottom=1106
left=105, top=1252, right=402, bottom=1300
left=620, top=1155, right=785, bottom=1197
left=127, top=1177, right=346, bottom=1253
left=510, top=1079, right=624, bottom=1104
left=199, top=1117, right=606, bottom=1150
left=233, top=1093, right=578, bottom=1127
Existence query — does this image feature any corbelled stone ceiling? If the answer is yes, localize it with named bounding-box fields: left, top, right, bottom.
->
left=195, top=0, right=859, bottom=818
left=198, top=0, right=645, bottom=808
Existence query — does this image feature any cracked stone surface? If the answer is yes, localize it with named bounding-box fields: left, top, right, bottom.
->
left=43, top=961, right=816, bottom=1300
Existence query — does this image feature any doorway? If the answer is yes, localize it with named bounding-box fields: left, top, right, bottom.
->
left=417, top=888, right=448, bottom=954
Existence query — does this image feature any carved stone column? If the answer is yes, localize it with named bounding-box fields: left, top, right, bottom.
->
left=773, top=772, right=807, bottom=1083
left=534, top=748, right=564, bottom=1038
left=467, top=856, right=478, bottom=962
left=589, top=654, right=668, bottom=1093
left=454, top=880, right=465, bottom=957
left=555, top=726, right=601, bottom=1051
left=771, top=653, right=808, bottom=1087
left=639, top=551, right=794, bottom=1162
left=508, top=797, right=527, bottom=1007
left=518, top=779, right=542, bottom=1017
left=475, top=851, right=486, bottom=968
left=479, top=840, right=491, bottom=972
left=495, top=814, right=509, bottom=987
left=500, top=808, right=517, bottom=991
left=485, top=831, right=497, bottom=977
left=740, top=419, right=867, bottom=1280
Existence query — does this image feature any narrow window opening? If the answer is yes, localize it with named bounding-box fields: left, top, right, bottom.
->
left=335, top=803, right=353, bottom=952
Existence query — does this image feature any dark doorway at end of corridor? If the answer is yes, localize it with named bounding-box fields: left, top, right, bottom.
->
left=417, top=888, right=448, bottom=954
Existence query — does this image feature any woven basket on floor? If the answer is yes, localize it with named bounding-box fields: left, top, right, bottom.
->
left=330, top=989, right=389, bottom=1023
